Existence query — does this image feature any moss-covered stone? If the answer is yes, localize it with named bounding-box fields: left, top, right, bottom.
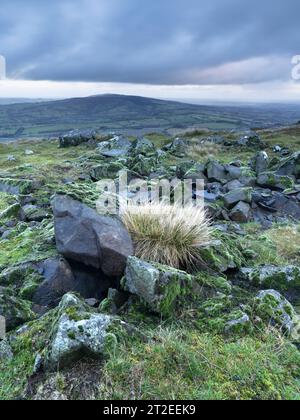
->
left=0, top=203, right=21, bottom=220
left=0, top=178, right=33, bottom=195
left=199, top=231, right=245, bottom=273
left=90, top=161, right=124, bottom=180
left=257, top=172, right=294, bottom=191
left=123, top=257, right=196, bottom=317
left=240, top=265, right=300, bottom=292
left=254, top=290, right=300, bottom=339
left=0, top=287, right=35, bottom=331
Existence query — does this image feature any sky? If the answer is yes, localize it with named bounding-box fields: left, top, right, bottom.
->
left=0, top=0, right=300, bottom=103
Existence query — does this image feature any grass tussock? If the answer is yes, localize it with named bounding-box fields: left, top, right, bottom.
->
left=186, top=141, right=223, bottom=161
left=121, top=201, right=212, bottom=269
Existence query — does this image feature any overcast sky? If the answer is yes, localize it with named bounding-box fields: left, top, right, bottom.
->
left=0, top=0, right=300, bottom=102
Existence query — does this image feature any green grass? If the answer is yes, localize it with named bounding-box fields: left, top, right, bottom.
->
left=98, top=325, right=300, bottom=400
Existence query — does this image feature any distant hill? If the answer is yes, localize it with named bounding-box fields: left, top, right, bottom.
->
left=0, top=98, right=52, bottom=105
left=0, top=94, right=300, bottom=139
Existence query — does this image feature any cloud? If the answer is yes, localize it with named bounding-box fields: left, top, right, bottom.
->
left=0, top=0, right=299, bottom=85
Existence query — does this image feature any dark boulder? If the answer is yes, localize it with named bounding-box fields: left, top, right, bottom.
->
left=52, top=195, right=133, bottom=277
left=59, top=129, right=97, bottom=148
left=229, top=201, right=252, bottom=223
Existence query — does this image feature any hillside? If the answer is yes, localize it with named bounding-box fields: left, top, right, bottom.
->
left=0, top=94, right=300, bottom=139
left=0, top=126, right=300, bottom=400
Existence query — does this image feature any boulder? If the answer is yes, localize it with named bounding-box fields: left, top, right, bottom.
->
left=206, top=162, right=228, bottom=182
left=129, top=137, right=156, bottom=157
left=255, top=290, right=300, bottom=338
left=0, top=203, right=21, bottom=220
left=22, top=204, right=50, bottom=222
left=239, top=265, right=300, bottom=292
left=0, top=178, right=33, bottom=195
left=237, top=132, right=263, bottom=148
left=164, top=138, right=187, bottom=157
left=128, top=155, right=157, bottom=177
left=45, top=294, right=121, bottom=370
left=59, top=129, right=97, bottom=148
left=207, top=161, right=242, bottom=183
left=97, top=135, right=131, bottom=158
left=252, top=151, right=269, bottom=175
left=52, top=195, right=133, bottom=277
left=224, top=188, right=252, bottom=209
left=274, top=151, right=300, bottom=178
left=90, top=161, right=124, bottom=181
left=257, top=172, right=294, bottom=191
left=0, top=340, right=13, bottom=361
left=229, top=201, right=252, bottom=223
left=123, top=257, right=195, bottom=317
left=224, top=180, right=243, bottom=192
left=225, top=311, right=252, bottom=335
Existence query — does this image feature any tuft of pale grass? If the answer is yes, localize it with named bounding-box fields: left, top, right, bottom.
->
left=186, top=141, right=222, bottom=161
left=121, top=201, right=212, bottom=269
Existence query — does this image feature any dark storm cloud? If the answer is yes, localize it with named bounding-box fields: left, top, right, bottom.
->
left=0, top=0, right=299, bottom=84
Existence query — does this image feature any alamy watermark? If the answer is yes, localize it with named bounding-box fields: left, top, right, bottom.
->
left=291, top=55, right=300, bottom=81
left=0, top=55, right=6, bottom=80
left=95, top=170, right=205, bottom=215
left=0, top=315, right=6, bottom=340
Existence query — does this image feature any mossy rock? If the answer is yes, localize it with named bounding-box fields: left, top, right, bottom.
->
left=239, top=265, right=300, bottom=292
left=254, top=290, right=300, bottom=339
left=199, top=231, right=245, bottom=273
left=0, top=203, right=21, bottom=220
left=257, top=172, right=294, bottom=191
left=90, top=161, right=125, bottom=181
left=0, top=264, right=43, bottom=300
left=0, top=178, right=33, bottom=195
left=0, top=287, right=35, bottom=331
left=123, top=257, right=197, bottom=317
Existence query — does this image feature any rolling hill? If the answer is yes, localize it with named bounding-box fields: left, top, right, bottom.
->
left=0, top=94, right=300, bottom=139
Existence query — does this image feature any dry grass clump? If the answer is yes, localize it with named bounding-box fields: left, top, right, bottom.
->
left=266, top=225, right=300, bottom=263
left=186, top=141, right=222, bottom=161
left=121, top=201, right=212, bottom=269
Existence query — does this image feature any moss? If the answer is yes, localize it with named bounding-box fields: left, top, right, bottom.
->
left=53, top=182, right=100, bottom=209
left=196, top=272, right=232, bottom=294
left=0, top=288, right=36, bottom=331
left=65, top=306, right=91, bottom=322
left=19, top=271, right=44, bottom=300
left=158, top=273, right=193, bottom=317
left=199, top=230, right=245, bottom=273
left=0, top=220, right=56, bottom=271
left=0, top=178, right=34, bottom=195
